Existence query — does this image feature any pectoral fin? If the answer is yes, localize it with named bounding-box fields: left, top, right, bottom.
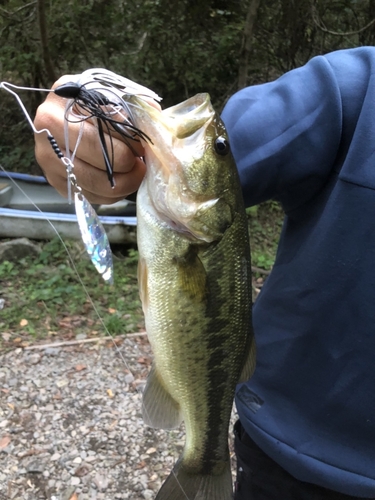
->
left=238, top=336, right=256, bottom=383
left=142, top=364, right=182, bottom=429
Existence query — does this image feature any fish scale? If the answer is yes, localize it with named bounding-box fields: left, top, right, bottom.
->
left=132, top=92, right=256, bottom=500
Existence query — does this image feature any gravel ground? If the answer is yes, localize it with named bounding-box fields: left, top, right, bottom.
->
left=0, top=334, right=237, bottom=500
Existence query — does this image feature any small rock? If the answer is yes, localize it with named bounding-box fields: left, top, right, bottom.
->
left=146, top=447, right=157, bottom=455
left=45, top=347, right=61, bottom=356
left=60, top=486, right=76, bottom=500
left=50, top=453, right=61, bottom=461
left=28, top=353, right=41, bottom=365
left=71, top=476, right=80, bottom=486
left=74, top=464, right=91, bottom=477
left=56, top=379, right=69, bottom=388
left=93, top=472, right=109, bottom=491
left=142, top=490, right=154, bottom=500
left=26, top=460, right=44, bottom=473
left=0, top=238, right=41, bottom=262
left=33, top=378, right=42, bottom=387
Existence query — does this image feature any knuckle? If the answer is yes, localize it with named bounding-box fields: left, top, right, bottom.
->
left=34, top=101, right=62, bottom=132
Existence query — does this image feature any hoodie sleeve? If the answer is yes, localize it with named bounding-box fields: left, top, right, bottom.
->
left=221, top=47, right=375, bottom=211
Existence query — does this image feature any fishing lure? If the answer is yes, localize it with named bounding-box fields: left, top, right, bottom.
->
left=0, top=71, right=161, bottom=283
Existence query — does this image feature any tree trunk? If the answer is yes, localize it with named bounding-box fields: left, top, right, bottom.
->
left=238, top=0, right=261, bottom=90
left=37, top=0, right=56, bottom=84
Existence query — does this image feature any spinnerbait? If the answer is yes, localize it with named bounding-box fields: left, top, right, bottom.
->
left=0, top=71, right=162, bottom=283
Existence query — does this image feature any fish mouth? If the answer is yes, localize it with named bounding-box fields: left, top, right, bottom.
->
left=162, top=93, right=215, bottom=138
left=129, top=92, right=216, bottom=180
left=132, top=93, right=220, bottom=241
left=129, top=93, right=214, bottom=138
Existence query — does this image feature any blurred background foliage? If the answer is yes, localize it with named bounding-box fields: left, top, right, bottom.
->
left=1, top=0, right=375, bottom=174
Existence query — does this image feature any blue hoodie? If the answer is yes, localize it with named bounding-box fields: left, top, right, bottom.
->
left=222, top=47, right=375, bottom=498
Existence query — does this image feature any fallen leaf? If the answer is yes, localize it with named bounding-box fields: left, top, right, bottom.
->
left=107, top=389, right=114, bottom=398
left=0, top=436, right=11, bottom=450
left=75, top=364, right=87, bottom=372
left=69, top=493, right=79, bottom=500
left=108, top=308, right=116, bottom=314
left=13, top=338, right=22, bottom=344
left=0, top=389, right=9, bottom=394
left=56, top=379, right=69, bottom=388
left=58, top=320, right=72, bottom=328
left=137, top=357, right=149, bottom=364
left=20, top=319, right=28, bottom=327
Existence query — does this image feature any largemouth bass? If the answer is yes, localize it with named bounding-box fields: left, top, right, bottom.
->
left=131, top=93, right=256, bottom=500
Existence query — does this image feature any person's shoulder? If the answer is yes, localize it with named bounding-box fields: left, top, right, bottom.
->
left=320, top=46, right=375, bottom=71
left=314, top=46, right=375, bottom=100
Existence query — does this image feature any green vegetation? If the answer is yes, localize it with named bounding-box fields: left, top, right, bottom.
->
left=0, top=0, right=368, bottom=343
left=1, top=0, right=374, bottom=174
left=0, top=238, right=144, bottom=347
left=248, top=201, right=283, bottom=271
left=0, top=203, right=284, bottom=346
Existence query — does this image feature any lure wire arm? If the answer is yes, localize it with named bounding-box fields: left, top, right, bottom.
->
left=0, top=81, right=52, bottom=137
left=0, top=70, right=162, bottom=284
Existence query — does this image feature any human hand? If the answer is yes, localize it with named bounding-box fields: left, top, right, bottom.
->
left=34, top=75, right=160, bottom=204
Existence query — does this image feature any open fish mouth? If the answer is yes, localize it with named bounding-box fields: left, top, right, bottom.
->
left=128, top=94, right=234, bottom=242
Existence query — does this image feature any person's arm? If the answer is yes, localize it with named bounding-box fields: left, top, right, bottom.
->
left=222, top=47, right=375, bottom=212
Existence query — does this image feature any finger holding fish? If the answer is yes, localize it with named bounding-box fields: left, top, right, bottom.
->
left=34, top=75, right=157, bottom=204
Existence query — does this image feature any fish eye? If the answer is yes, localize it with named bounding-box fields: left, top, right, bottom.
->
left=214, top=136, right=230, bottom=156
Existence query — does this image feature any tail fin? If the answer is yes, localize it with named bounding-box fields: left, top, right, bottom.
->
left=155, top=459, right=233, bottom=500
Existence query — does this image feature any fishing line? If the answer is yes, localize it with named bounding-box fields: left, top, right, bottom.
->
left=0, top=76, right=194, bottom=499
left=0, top=166, right=170, bottom=496
left=0, top=179, right=190, bottom=499
left=0, top=79, right=150, bottom=395
left=0, top=164, right=138, bottom=375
